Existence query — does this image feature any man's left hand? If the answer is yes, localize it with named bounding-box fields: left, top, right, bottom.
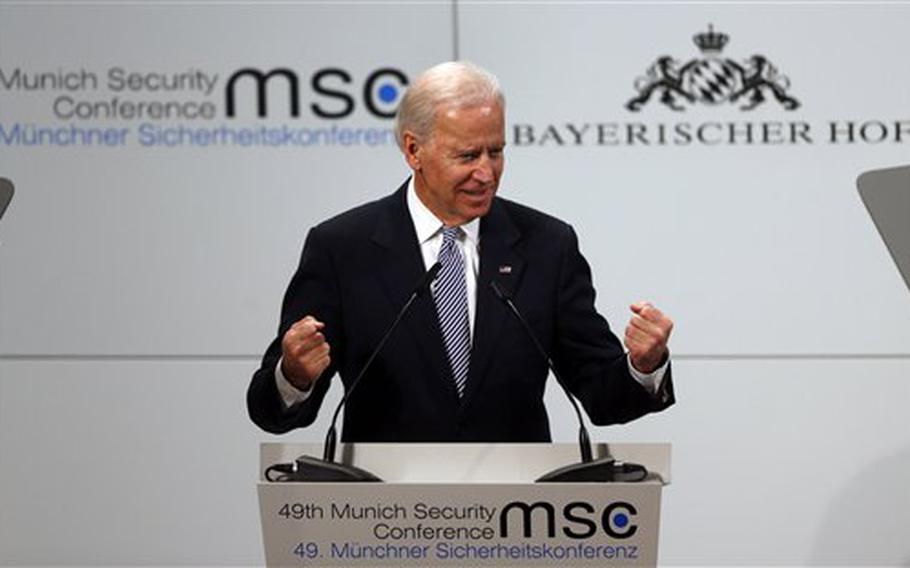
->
left=624, top=301, right=674, bottom=374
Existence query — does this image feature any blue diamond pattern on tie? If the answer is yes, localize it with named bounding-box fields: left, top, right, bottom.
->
left=432, top=226, right=471, bottom=398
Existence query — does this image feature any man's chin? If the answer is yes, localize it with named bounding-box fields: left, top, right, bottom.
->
left=458, top=200, right=493, bottom=222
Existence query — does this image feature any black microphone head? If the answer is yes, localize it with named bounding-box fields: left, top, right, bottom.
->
left=414, top=262, right=442, bottom=296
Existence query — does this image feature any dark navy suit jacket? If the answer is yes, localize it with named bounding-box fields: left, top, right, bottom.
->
left=247, top=181, right=674, bottom=441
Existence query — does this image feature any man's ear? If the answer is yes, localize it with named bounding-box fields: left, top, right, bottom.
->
left=402, top=131, right=422, bottom=171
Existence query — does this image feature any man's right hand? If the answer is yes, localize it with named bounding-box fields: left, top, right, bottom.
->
left=280, top=315, right=331, bottom=391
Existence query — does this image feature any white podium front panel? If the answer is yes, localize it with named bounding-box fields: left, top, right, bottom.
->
left=258, top=482, right=662, bottom=567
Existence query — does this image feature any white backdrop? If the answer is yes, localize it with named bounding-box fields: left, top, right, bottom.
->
left=2, top=1, right=909, bottom=565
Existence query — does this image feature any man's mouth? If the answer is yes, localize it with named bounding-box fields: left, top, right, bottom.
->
left=461, top=187, right=491, bottom=198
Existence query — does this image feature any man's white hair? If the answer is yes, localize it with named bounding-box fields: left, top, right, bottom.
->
left=394, top=61, right=505, bottom=149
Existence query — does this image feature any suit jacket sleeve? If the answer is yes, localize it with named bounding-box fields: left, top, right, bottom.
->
left=551, top=224, right=674, bottom=425
left=247, top=225, right=342, bottom=434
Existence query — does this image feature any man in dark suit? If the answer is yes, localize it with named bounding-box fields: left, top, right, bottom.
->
left=248, top=62, right=675, bottom=441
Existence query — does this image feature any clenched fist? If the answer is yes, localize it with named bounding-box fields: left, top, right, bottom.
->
left=281, top=315, right=331, bottom=391
left=624, top=301, right=673, bottom=374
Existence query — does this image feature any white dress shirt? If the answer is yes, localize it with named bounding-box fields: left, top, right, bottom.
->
left=276, top=178, right=668, bottom=408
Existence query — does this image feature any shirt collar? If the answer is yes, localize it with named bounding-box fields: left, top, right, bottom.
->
left=406, top=177, right=480, bottom=246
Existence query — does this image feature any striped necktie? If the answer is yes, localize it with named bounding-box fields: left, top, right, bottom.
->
left=432, top=226, right=471, bottom=398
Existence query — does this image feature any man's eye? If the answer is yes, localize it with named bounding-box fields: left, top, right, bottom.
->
left=460, top=152, right=479, bottom=161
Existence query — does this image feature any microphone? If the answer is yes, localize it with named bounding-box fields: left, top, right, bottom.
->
left=266, top=262, right=441, bottom=483
left=489, top=280, right=647, bottom=483
left=0, top=178, right=13, bottom=221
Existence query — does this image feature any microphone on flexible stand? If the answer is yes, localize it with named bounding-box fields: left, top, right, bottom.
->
left=0, top=177, right=13, bottom=221
left=265, top=263, right=442, bottom=483
left=489, top=280, right=647, bottom=483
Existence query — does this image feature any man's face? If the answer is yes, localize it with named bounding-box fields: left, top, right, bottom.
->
left=407, top=101, right=505, bottom=226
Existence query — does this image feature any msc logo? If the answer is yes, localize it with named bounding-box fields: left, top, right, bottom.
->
left=626, top=25, right=800, bottom=112
left=499, top=500, right=638, bottom=540
left=224, top=67, right=408, bottom=119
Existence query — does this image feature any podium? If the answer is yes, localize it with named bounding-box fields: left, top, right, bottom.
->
left=257, top=443, right=670, bottom=567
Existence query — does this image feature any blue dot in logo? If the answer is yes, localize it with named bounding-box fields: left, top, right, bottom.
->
left=378, top=84, right=399, bottom=103
left=614, top=513, right=629, bottom=528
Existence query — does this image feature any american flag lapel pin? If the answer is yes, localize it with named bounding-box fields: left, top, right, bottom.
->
left=498, top=265, right=512, bottom=274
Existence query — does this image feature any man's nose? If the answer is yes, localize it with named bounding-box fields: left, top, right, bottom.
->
left=473, top=156, right=494, bottom=183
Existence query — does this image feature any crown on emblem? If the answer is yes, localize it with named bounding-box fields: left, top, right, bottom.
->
left=693, top=24, right=728, bottom=53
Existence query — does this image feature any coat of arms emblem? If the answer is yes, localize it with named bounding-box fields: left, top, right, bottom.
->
left=626, top=25, right=800, bottom=112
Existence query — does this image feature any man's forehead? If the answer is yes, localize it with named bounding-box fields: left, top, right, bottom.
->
left=425, top=100, right=505, bottom=147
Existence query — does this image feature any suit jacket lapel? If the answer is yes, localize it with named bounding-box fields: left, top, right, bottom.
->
left=460, top=198, right=525, bottom=410
left=370, top=181, right=460, bottom=402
